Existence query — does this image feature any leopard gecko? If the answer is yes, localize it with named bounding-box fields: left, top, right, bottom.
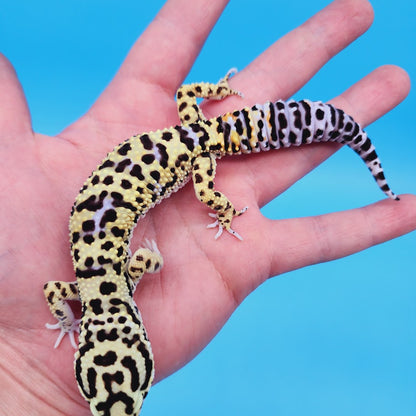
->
left=43, top=69, right=399, bottom=416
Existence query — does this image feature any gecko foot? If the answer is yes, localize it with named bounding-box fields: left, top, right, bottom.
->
left=207, top=207, right=248, bottom=241
left=45, top=319, right=81, bottom=349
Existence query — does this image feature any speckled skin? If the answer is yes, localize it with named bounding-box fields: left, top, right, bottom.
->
left=43, top=70, right=398, bottom=416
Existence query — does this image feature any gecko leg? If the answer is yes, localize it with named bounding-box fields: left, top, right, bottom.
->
left=176, top=68, right=242, bottom=124
left=43, top=281, right=80, bottom=348
left=128, top=239, right=164, bottom=288
left=192, top=152, right=247, bottom=240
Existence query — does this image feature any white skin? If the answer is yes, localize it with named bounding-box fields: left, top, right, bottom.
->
left=0, top=0, right=415, bottom=414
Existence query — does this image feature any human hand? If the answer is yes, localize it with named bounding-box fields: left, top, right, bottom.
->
left=1, top=0, right=415, bottom=414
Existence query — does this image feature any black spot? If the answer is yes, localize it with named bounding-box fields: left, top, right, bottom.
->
left=82, top=221, right=95, bottom=236
left=316, top=108, right=325, bottom=120
left=118, top=316, right=127, bottom=324
left=109, top=307, right=120, bottom=314
left=235, top=118, right=244, bottom=135
left=46, top=290, right=54, bottom=304
left=162, top=131, right=173, bottom=141
left=72, top=232, right=80, bottom=244
left=150, top=170, right=160, bottom=181
left=99, top=160, right=115, bottom=170
left=115, top=158, right=132, bottom=173
left=364, top=150, right=378, bottom=162
left=89, top=298, right=104, bottom=314
left=345, top=122, right=353, bottom=132
left=360, top=138, right=371, bottom=152
left=175, top=126, right=195, bottom=151
left=101, top=241, right=114, bottom=251
left=83, top=235, right=95, bottom=245
left=94, top=351, right=118, bottom=367
left=99, top=209, right=117, bottom=228
left=84, top=257, right=94, bottom=267
left=100, top=281, right=118, bottom=295
left=137, top=341, right=154, bottom=391
left=178, top=101, right=187, bottom=112
left=376, top=171, right=386, bottom=180
left=194, top=173, right=203, bottom=184
left=121, top=179, right=132, bottom=189
left=130, top=164, right=145, bottom=180
left=140, top=134, right=153, bottom=150
left=142, top=154, right=155, bottom=165
left=87, top=367, right=98, bottom=397
left=113, top=262, right=122, bottom=274
left=156, top=143, right=169, bottom=169
left=96, top=376, right=133, bottom=415
left=118, top=142, right=131, bottom=156
left=122, top=333, right=140, bottom=348
left=103, top=176, right=114, bottom=185
left=293, top=109, right=302, bottom=129
left=302, top=129, right=311, bottom=143
left=241, top=109, right=252, bottom=139
left=97, top=328, right=119, bottom=342
left=111, top=227, right=125, bottom=238
left=77, top=267, right=106, bottom=279
left=278, top=112, right=288, bottom=129
left=76, top=191, right=108, bottom=212
left=300, top=100, right=312, bottom=125
left=289, top=131, right=297, bottom=144
left=91, top=175, right=99, bottom=185
left=329, top=130, right=341, bottom=140
left=121, top=356, right=140, bottom=392
left=97, top=255, right=112, bottom=265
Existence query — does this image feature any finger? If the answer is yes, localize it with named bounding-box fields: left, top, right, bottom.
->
left=263, top=194, right=416, bottom=279
left=0, top=53, right=32, bottom=140
left=241, top=65, right=410, bottom=207
left=71, top=0, right=229, bottom=142
left=203, top=0, right=375, bottom=117
left=98, top=0, right=228, bottom=103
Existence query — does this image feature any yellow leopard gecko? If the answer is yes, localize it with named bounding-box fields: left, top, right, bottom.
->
left=43, top=69, right=399, bottom=416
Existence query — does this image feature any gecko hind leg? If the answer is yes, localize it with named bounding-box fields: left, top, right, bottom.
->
left=43, top=281, right=80, bottom=349
left=128, top=239, right=164, bottom=287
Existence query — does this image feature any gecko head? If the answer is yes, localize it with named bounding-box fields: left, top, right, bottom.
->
left=74, top=318, right=154, bottom=415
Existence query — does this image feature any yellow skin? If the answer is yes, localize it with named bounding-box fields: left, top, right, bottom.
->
left=1, top=0, right=415, bottom=415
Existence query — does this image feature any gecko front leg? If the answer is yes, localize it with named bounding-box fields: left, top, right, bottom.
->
left=192, top=152, right=247, bottom=240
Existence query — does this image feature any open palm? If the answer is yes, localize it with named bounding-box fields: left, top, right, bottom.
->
left=1, top=0, right=415, bottom=414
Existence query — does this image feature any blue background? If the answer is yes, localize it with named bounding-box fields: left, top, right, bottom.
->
left=2, top=1, right=415, bottom=414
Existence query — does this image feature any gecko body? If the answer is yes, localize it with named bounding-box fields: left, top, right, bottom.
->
left=44, top=70, right=398, bottom=416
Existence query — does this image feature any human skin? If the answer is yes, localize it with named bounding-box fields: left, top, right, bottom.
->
left=0, top=0, right=415, bottom=414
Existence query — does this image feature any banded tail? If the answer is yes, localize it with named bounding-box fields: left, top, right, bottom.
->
left=216, top=99, right=399, bottom=200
